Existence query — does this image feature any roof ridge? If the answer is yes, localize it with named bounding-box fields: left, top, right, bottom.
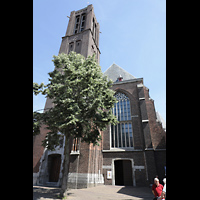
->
left=103, top=63, right=136, bottom=82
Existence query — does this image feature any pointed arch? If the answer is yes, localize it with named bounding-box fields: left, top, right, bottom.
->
left=111, top=91, right=134, bottom=149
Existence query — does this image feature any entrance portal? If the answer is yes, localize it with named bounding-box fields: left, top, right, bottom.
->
left=48, top=154, right=61, bottom=182
left=114, top=160, right=133, bottom=186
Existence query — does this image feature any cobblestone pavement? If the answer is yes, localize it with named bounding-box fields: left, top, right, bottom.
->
left=33, top=185, right=154, bottom=200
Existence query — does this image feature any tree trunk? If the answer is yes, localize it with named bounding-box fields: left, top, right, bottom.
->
left=60, top=134, right=70, bottom=197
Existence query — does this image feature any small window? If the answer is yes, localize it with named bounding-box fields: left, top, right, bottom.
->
left=74, top=15, right=80, bottom=34
left=76, top=15, right=80, bottom=23
left=71, top=138, right=80, bottom=155
left=74, top=14, right=86, bottom=34
left=92, top=18, right=97, bottom=41
left=69, top=42, right=74, bottom=53
left=75, top=40, right=81, bottom=53
left=80, top=14, right=86, bottom=32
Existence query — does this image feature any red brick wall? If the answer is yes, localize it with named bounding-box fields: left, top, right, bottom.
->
left=33, top=124, right=49, bottom=173
left=144, top=88, right=166, bottom=149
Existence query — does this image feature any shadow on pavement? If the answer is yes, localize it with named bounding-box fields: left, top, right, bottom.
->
left=33, top=186, right=62, bottom=200
left=117, top=186, right=154, bottom=200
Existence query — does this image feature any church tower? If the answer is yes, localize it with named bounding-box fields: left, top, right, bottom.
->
left=59, top=4, right=100, bottom=63
left=33, top=5, right=103, bottom=188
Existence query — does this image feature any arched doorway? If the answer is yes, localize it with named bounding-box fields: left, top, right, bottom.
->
left=114, top=159, right=134, bottom=186
left=48, top=154, right=61, bottom=182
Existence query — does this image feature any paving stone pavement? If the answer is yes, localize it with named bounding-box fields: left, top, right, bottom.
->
left=33, top=185, right=154, bottom=200
left=33, top=186, right=61, bottom=200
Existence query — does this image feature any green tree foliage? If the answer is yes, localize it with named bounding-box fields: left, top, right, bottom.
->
left=33, top=52, right=118, bottom=148
left=33, top=111, right=42, bottom=136
left=33, top=82, right=45, bottom=95
left=33, top=52, right=118, bottom=196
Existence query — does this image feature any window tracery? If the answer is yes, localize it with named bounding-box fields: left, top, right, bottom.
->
left=111, top=92, right=133, bottom=148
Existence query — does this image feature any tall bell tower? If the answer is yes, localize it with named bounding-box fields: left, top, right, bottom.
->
left=33, top=5, right=102, bottom=187
left=59, top=4, right=100, bottom=63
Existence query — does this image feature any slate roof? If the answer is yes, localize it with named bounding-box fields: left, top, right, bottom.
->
left=103, top=63, right=136, bottom=82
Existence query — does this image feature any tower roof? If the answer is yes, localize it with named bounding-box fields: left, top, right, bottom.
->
left=103, top=63, right=135, bottom=82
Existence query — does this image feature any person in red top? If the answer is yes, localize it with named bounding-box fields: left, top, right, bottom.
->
left=152, top=178, right=164, bottom=200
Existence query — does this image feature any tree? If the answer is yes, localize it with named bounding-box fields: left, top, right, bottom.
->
left=33, top=111, right=42, bottom=136
left=33, top=52, right=118, bottom=197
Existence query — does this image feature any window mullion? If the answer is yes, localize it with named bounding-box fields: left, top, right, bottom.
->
left=120, top=123, right=123, bottom=147
left=117, top=124, right=119, bottom=147
left=125, top=123, right=127, bottom=147
left=126, top=100, right=128, bottom=120
left=128, top=122, right=130, bottom=147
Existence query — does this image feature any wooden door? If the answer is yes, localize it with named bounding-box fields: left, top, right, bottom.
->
left=123, top=160, right=133, bottom=186
left=48, top=154, right=61, bottom=182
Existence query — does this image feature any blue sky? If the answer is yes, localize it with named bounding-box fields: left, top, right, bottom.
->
left=33, top=0, right=166, bottom=121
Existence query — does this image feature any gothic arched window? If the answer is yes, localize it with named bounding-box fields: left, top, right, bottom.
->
left=111, top=92, right=133, bottom=148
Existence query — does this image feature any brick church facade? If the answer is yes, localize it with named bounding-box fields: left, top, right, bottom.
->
left=33, top=4, right=166, bottom=188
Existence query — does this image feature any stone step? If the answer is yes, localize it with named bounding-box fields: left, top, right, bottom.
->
left=45, top=182, right=59, bottom=187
